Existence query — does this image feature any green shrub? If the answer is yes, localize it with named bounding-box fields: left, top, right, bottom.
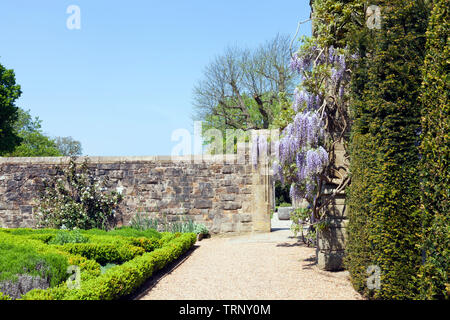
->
left=193, top=224, right=209, bottom=235
left=0, top=241, right=69, bottom=288
left=346, top=0, right=430, bottom=299
left=0, top=292, right=11, bottom=300
left=84, top=235, right=162, bottom=253
left=48, top=230, right=89, bottom=245
left=278, top=202, right=292, bottom=208
left=21, top=233, right=197, bottom=300
left=53, top=243, right=145, bottom=265
left=128, top=212, right=208, bottom=234
left=84, top=227, right=161, bottom=239
left=417, top=0, right=449, bottom=300
left=36, top=157, right=122, bottom=230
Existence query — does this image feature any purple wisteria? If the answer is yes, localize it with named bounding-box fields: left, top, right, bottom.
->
left=274, top=45, right=347, bottom=204
left=278, top=111, right=325, bottom=164
left=251, top=133, right=268, bottom=168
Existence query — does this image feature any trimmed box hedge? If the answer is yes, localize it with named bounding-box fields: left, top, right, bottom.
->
left=0, top=227, right=196, bottom=300
left=20, top=233, right=197, bottom=300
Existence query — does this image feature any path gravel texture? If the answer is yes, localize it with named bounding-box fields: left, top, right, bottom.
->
left=137, top=222, right=362, bottom=300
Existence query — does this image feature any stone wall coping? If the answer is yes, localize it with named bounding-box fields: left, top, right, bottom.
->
left=0, top=154, right=245, bottom=164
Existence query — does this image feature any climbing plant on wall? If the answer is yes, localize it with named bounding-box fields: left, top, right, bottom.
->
left=269, top=0, right=361, bottom=242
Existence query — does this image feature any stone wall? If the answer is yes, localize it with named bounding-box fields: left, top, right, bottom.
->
left=0, top=155, right=272, bottom=234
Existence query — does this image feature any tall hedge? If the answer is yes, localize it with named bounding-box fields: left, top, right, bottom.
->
left=346, top=0, right=430, bottom=299
left=417, top=0, right=449, bottom=299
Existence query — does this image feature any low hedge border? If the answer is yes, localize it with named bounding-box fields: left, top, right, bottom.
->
left=0, top=232, right=102, bottom=298
left=52, top=243, right=145, bottom=265
left=21, top=233, right=197, bottom=300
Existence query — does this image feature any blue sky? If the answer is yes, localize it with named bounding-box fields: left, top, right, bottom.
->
left=0, top=1, right=311, bottom=156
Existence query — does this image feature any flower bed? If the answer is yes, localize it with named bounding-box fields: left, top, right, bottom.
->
left=0, top=228, right=196, bottom=300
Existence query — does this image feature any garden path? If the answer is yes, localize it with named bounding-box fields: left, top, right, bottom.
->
left=136, top=218, right=362, bottom=300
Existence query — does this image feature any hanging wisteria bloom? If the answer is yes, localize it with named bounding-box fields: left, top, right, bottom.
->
left=292, top=87, right=308, bottom=112
left=251, top=133, right=269, bottom=168
left=272, top=160, right=284, bottom=185
left=290, top=183, right=305, bottom=203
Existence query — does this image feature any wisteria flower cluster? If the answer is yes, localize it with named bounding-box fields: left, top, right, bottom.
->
left=251, top=133, right=268, bottom=168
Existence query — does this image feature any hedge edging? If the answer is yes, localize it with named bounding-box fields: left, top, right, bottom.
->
left=20, top=233, right=197, bottom=300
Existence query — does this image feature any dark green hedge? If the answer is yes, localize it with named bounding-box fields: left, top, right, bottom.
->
left=346, top=0, right=430, bottom=299
left=417, top=0, right=449, bottom=300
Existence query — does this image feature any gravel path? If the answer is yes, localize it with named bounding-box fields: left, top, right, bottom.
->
left=137, top=228, right=362, bottom=300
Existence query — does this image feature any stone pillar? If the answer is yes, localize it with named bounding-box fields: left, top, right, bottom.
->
left=316, top=139, right=349, bottom=271
left=251, top=157, right=272, bottom=233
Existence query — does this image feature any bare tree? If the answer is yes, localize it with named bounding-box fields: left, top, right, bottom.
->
left=193, top=34, right=298, bottom=131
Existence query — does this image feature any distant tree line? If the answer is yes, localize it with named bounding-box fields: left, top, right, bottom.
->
left=0, top=62, right=82, bottom=157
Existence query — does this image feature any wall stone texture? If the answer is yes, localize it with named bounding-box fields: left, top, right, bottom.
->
left=0, top=155, right=272, bottom=234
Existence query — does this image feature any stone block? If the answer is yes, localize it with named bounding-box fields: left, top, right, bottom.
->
left=20, top=206, right=33, bottom=215
left=221, top=166, right=233, bottom=174
left=220, top=194, right=235, bottom=201
left=226, top=186, right=239, bottom=194
left=223, top=202, right=242, bottom=210
left=239, top=214, right=252, bottom=223
left=194, top=199, right=212, bottom=209
left=318, top=226, right=347, bottom=251
left=317, top=250, right=345, bottom=271
left=238, top=222, right=253, bottom=233
left=220, top=222, right=235, bottom=233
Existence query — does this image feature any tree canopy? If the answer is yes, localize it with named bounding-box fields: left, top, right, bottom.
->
left=193, top=34, right=299, bottom=132
left=0, top=62, right=22, bottom=155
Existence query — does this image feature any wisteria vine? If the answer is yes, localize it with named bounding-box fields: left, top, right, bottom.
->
left=270, top=39, right=351, bottom=242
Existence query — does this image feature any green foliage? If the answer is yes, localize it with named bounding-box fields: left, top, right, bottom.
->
left=193, top=223, right=209, bottom=235
left=311, top=0, right=365, bottom=48
left=0, top=238, right=69, bottom=288
left=0, top=292, right=11, bottom=300
left=83, top=226, right=162, bottom=239
left=129, top=212, right=209, bottom=235
left=274, top=181, right=291, bottom=207
left=36, top=157, right=122, bottom=230
left=21, top=233, right=197, bottom=300
left=48, top=230, right=90, bottom=245
left=346, top=0, right=431, bottom=299
left=278, top=202, right=292, bottom=208
left=417, top=0, right=449, bottom=300
left=0, top=62, right=22, bottom=155
left=4, top=108, right=62, bottom=157
left=53, top=243, right=145, bottom=265
left=100, top=263, right=117, bottom=274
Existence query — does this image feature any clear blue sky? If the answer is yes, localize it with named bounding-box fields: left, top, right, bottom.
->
left=0, top=0, right=311, bottom=156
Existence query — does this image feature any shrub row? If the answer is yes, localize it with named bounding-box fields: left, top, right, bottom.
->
left=417, top=0, right=449, bottom=299
left=21, top=233, right=197, bottom=300
left=0, top=241, right=68, bottom=288
left=53, top=243, right=145, bottom=265
left=0, top=232, right=102, bottom=299
left=345, top=0, right=444, bottom=299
